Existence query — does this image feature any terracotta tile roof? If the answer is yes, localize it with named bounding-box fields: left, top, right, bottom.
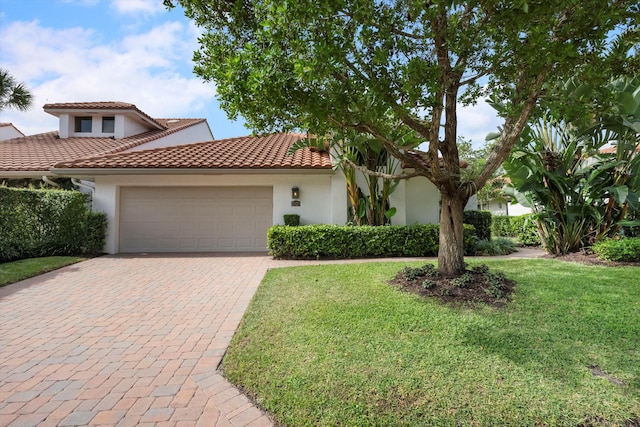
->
left=43, top=101, right=165, bottom=129
left=599, top=144, right=640, bottom=154
left=0, top=118, right=205, bottom=173
left=53, top=133, right=333, bottom=171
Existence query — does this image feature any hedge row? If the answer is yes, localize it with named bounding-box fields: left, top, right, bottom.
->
left=267, top=224, right=477, bottom=259
left=462, top=211, right=492, bottom=241
left=592, top=238, right=640, bottom=262
left=0, top=187, right=108, bottom=262
left=491, top=214, right=541, bottom=246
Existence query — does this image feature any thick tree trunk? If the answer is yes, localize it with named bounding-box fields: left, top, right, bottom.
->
left=438, top=191, right=466, bottom=277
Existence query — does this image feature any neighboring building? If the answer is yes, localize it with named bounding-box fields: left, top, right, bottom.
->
left=0, top=102, right=214, bottom=179
left=483, top=199, right=531, bottom=217
left=0, top=123, right=25, bottom=141
left=3, top=101, right=472, bottom=254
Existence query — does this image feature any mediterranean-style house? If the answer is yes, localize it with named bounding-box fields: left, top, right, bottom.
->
left=2, top=101, right=472, bottom=254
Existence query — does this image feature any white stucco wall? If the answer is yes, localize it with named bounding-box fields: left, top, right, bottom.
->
left=404, top=176, right=440, bottom=224
left=121, top=115, right=149, bottom=138
left=124, top=122, right=214, bottom=152
left=487, top=200, right=531, bottom=217
left=0, top=124, right=24, bottom=140
left=92, top=172, right=343, bottom=254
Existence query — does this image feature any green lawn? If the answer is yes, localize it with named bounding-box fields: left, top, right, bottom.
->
left=0, top=256, right=85, bottom=287
left=223, top=259, right=640, bottom=426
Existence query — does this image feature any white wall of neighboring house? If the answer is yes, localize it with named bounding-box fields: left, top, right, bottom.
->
left=124, top=121, right=214, bottom=152
left=93, top=172, right=347, bottom=254
left=0, top=124, right=24, bottom=140
left=486, top=199, right=531, bottom=216
left=403, top=176, right=440, bottom=224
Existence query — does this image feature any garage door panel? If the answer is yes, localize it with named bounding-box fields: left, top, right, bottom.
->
left=120, top=187, right=272, bottom=252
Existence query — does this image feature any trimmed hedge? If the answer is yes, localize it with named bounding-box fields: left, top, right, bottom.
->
left=491, top=215, right=514, bottom=238
left=463, top=211, right=492, bottom=241
left=592, top=238, right=640, bottom=262
left=0, top=187, right=108, bottom=262
left=511, top=214, right=541, bottom=246
left=283, top=214, right=300, bottom=226
left=267, top=224, right=477, bottom=259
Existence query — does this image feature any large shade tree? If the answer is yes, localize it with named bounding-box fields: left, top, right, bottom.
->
left=166, top=0, right=638, bottom=275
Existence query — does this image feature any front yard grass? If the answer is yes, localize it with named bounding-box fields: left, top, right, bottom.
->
left=223, top=259, right=639, bottom=426
left=0, top=256, right=85, bottom=287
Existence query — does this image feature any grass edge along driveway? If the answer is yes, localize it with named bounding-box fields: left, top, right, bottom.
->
left=223, top=259, right=639, bottom=426
left=0, top=256, right=85, bottom=287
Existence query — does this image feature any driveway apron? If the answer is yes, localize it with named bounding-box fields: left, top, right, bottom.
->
left=0, top=249, right=544, bottom=426
left=0, top=254, right=282, bottom=427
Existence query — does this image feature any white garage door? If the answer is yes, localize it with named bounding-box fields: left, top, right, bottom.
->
left=119, top=187, right=273, bottom=252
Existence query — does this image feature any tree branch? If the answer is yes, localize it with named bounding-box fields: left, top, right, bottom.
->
left=343, top=158, right=421, bottom=180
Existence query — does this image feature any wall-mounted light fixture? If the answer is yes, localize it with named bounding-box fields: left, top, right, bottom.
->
left=292, top=186, right=300, bottom=199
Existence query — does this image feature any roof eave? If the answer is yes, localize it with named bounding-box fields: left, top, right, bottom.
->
left=51, top=167, right=335, bottom=176
left=44, top=107, right=165, bottom=130
left=0, top=170, right=54, bottom=179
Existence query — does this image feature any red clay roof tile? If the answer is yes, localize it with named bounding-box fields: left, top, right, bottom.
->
left=43, top=102, right=165, bottom=129
left=599, top=144, right=640, bottom=154
left=0, top=118, right=205, bottom=173
left=53, top=133, right=332, bottom=171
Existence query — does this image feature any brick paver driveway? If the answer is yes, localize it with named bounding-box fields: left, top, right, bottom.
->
left=0, top=254, right=286, bottom=427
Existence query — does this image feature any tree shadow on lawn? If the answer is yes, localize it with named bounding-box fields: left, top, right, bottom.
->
left=458, top=314, right=640, bottom=396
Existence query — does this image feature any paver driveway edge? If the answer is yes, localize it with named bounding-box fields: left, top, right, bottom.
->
left=1, top=249, right=544, bottom=427
left=0, top=254, right=279, bottom=427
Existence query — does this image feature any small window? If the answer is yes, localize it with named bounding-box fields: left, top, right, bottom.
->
left=102, top=117, right=115, bottom=133
left=74, top=116, right=92, bottom=133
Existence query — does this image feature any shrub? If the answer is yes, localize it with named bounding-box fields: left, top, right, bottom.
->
left=510, top=214, right=541, bottom=246
left=491, top=215, right=514, bottom=238
left=0, top=187, right=107, bottom=262
left=463, top=210, right=492, bottom=241
left=474, top=238, right=517, bottom=256
left=592, top=238, right=640, bottom=262
left=283, top=214, right=300, bottom=226
left=83, top=212, right=108, bottom=255
left=267, top=224, right=477, bottom=259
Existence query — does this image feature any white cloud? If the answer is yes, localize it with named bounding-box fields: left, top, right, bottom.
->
left=456, top=98, right=504, bottom=149
left=0, top=19, right=216, bottom=136
left=111, top=0, right=165, bottom=15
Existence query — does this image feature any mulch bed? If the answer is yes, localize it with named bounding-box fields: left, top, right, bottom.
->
left=542, top=251, right=640, bottom=267
left=389, top=264, right=516, bottom=309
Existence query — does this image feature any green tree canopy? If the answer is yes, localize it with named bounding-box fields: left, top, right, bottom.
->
left=0, top=69, right=34, bottom=112
left=166, top=0, right=639, bottom=275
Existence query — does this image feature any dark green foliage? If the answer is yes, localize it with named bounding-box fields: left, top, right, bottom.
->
left=592, top=238, right=640, bottom=262
left=422, top=279, right=436, bottom=289
left=83, top=212, right=108, bottom=255
left=491, top=216, right=514, bottom=238
left=283, top=214, right=300, bottom=226
left=510, top=214, right=541, bottom=246
left=0, top=187, right=107, bottom=262
left=451, top=273, right=474, bottom=288
left=474, top=238, right=517, bottom=256
left=622, top=206, right=640, bottom=238
left=403, top=264, right=439, bottom=281
left=267, top=224, right=477, bottom=259
left=463, top=211, right=492, bottom=241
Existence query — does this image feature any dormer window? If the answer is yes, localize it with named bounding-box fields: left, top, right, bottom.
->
left=102, top=117, right=115, bottom=133
left=75, top=116, right=92, bottom=133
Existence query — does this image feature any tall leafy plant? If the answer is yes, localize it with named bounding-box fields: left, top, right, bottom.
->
left=503, top=76, right=640, bottom=254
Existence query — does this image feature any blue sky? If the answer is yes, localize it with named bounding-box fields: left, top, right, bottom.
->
left=0, top=0, right=501, bottom=144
